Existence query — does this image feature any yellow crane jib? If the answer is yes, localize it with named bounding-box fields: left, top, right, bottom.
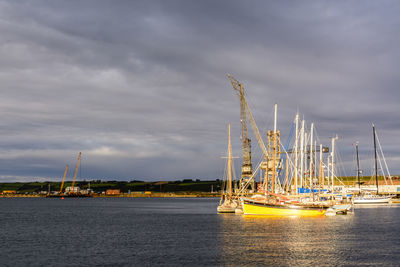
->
left=59, top=164, right=69, bottom=194
left=71, top=152, right=82, bottom=190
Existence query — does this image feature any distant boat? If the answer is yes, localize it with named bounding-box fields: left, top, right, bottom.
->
left=217, top=124, right=239, bottom=213
left=353, top=193, right=390, bottom=204
left=353, top=125, right=391, bottom=204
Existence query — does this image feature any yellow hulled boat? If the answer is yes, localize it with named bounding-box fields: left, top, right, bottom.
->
left=242, top=197, right=328, bottom=216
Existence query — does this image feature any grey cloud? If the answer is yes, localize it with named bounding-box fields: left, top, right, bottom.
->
left=0, top=0, right=400, bottom=181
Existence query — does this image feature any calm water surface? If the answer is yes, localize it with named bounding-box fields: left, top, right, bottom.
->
left=0, top=198, right=399, bottom=266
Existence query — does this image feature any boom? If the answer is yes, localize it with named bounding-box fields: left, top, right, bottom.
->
left=71, top=152, right=82, bottom=189
left=59, top=164, right=69, bottom=194
left=227, top=74, right=268, bottom=159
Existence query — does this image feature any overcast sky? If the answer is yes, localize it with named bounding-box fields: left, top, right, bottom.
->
left=1, top=0, right=400, bottom=182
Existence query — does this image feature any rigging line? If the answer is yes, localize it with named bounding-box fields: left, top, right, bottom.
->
left=231, top=157, right=237, bottom=182
left=237, top=159, right=262, bottom=195
left=313, top=126, right=322, bottom=147
left=336, top=146, right=347, bottom=178
left=277, top=121, right=295, bottom=183
left=244, top=86, right=273, bottom=142
left=324, top=160, right=346, bottom=186
left=236, top=151, right=265, bottom=196
left=279, top=141, right=298, bottom=187
left=376, top=152, right=387, bottom=185
left=375, top=131, right=393, bottom=183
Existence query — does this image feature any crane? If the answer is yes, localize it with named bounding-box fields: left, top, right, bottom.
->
left=59, top=164, right=69, bottom=194
left=227, top=74, right=253, bottom=182
left=227, top=74, right=268, bottom=160
left=227, top=74, right=283, bottom=193
left=71, top=152, right=82, bottom=192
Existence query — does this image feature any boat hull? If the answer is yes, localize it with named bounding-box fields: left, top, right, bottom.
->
left=217, top=200, right=238, bottom=213
left=353, top=197, right=391, bottom=204
left=243, top=202, right=326, bottom=216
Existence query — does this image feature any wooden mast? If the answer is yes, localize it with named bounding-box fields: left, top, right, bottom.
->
left=228, top=124, right=232, bottom=198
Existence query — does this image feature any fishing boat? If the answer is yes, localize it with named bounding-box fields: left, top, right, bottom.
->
left=217, top=124, right=239, bottom=213
left=353, top=125, right=392, bottom=204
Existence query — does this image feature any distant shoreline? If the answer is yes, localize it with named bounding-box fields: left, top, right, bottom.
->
left=0, top=192, right=220, bottom=198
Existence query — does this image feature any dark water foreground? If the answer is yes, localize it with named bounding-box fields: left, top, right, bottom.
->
left=0, top=198, right=399, bottom=266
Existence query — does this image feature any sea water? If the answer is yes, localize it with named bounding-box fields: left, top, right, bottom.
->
left=0, top=198, right=399, bottom=266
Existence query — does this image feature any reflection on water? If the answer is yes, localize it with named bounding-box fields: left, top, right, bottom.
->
left=0, top=198, right=399, bottom=266
left=218, top=206, right=400, bottom=266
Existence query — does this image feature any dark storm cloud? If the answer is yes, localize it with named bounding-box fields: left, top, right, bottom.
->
left=1, top=0, right=400, bottom=181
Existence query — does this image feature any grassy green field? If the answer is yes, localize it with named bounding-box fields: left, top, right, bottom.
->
left=0, top=179, right=224, bottom=193
left=0, top=176, right=397, bottom=194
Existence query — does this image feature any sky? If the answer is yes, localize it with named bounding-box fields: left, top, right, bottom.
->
left=1, top=0, right=400, bottom=182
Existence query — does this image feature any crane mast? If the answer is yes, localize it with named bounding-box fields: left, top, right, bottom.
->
left=227, top=74, right=282, bottom=194
left=227, top=74, right=253, bottom=190
left=71, top=152, right=82, bottom=190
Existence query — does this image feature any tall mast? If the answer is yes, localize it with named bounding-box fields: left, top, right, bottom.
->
left=327, top=156, right=331, bottom=192
left=300, top=120, right=305, bottom=188
left=373, top=124, right=379, bottom=194
left=228, top=124, right=232, bottom=197
left=355, top=142, right=361, bottom=194
left=294, top=113, right=299, bottom=194
left=309, top=123, right=314, bottom=192
left=331, top=136, right=337, bottom=198
left=272, top=104, right=277, bottom=193
left=318, top=144, right=323, bottom=201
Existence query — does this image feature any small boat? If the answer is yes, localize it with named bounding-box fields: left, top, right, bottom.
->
left=217, top=124, right=239, bottom=213
left=353, top=193, right=391, bottom=204
left=332, top=204, right=353, bottom=214
left=217, top=198, right=238, bottom=213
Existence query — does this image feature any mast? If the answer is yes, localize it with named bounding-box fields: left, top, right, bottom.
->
left=272, top=104, right=277, bottom=193
left=331, top=136, right=337, bottom=199
left=327, top=156, right=331, bottom=192
left=228, top=124, right=232, bottom=197
left=309, top=123, right=314, bottom=194
left=318, top=144, right=322, bottom=201
left=373, top=124, right=379, bottom=194
left=294, top=113, right=299, bottom=194
left=285, top=154, right=289, bottom=193
left=300, top=120, right=305, bottom=189
left=355, top=142, right=361, bottom=194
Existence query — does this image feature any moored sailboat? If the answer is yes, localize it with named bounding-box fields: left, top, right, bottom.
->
left=240, top=104, right=332, bottom=216
left=353, top=125, right=392, bottom=204
left=242, top=192, right=329, bottom=216
left=217, top=124, right=239, bottom=213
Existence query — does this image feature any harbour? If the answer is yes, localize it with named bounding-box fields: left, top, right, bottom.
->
left=1, top=197, right=399, bottom=266
left=1, top=1, right=400, bottom=266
